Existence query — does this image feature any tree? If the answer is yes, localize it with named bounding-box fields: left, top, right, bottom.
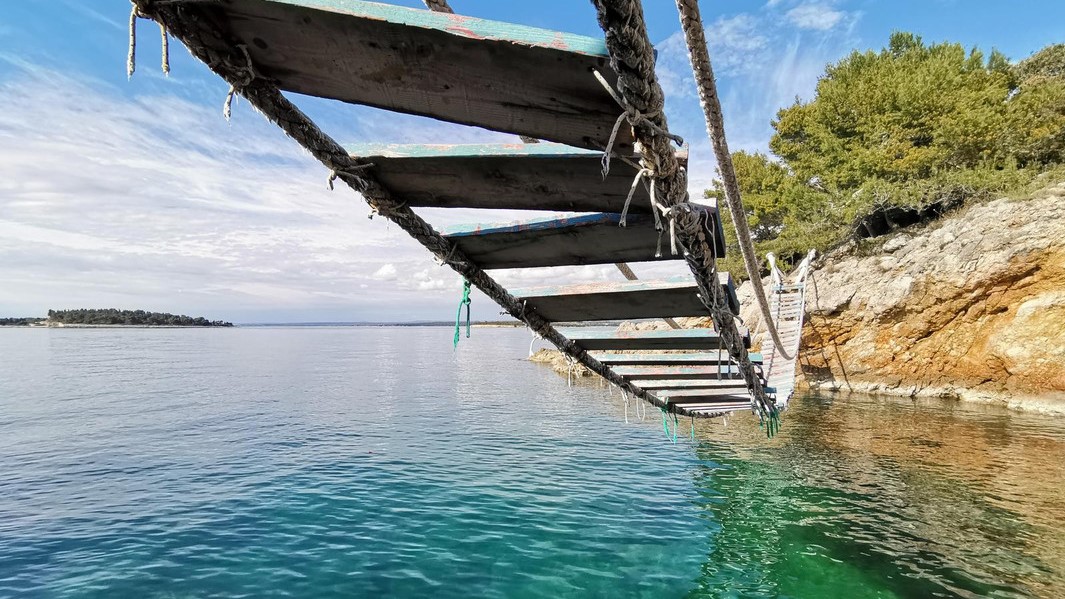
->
left=770, top=32, right=1032, bottom=194
left=705, top=35, right=1065, bottom=269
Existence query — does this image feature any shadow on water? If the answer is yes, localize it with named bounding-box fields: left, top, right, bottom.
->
left=684, top=393, right=1065, bottom=598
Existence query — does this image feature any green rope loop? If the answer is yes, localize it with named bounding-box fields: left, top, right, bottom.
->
left=763, top=407, right=782, bottom=439
left=453, top=278, right=471, bottom=348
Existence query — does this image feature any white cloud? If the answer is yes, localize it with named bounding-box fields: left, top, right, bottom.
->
left=0, top=68, right=656, bottom=322
left=371, top=263, right=398, bottom=281
left=654, top=2, right=861, bottom=199
left=786, top=2, right=846, bottom=31
left=0, top=70, right=457, bottom=322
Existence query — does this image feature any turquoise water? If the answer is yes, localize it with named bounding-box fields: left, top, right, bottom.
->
left=1, top=327, right=1062, bottom=598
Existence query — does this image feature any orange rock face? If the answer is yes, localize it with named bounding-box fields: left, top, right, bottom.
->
left=799, top=183, right=1065, bottom=411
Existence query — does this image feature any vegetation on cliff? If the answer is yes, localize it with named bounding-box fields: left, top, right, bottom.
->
left=707, top=34, right=1065, bottom=275
left=44, top=309, right=232, bottom=327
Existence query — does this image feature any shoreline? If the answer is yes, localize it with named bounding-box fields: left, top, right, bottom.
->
left=803, top=380, right=1065, bottom=416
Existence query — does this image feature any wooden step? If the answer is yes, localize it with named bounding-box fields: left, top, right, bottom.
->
left=515, top=279, right=706, bottom=323
left=215, top=0, right=631, bottom=150
left=611, top=365, right=748, bottom=380
left=556, top=327, right=750, bottom=351
left=445, top=211, right=725, bottom=269
left=512, top=276, right=737, bottom=322
left=345, top=143, right=698, bottom=216
left=633, top=379, right=749, bottom=391
left=590, top=351, right=762, bottom=366
left=678, top=402, right=753, bottom=415
left=657, top=388, right=754, bottom=404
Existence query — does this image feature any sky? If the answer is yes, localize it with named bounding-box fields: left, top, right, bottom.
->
left=0, top=0, right=1061, bottom=323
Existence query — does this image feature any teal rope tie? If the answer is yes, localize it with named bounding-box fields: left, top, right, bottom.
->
left=661, top=408, right=678, bottom=444
left=453, top=278, right=471, bottom=348
left=759, top=406, right=783, bottom=439
left=690, top=415, right=695, bottom=442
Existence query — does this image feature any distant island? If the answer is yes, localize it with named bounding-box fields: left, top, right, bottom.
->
left=0, top=309, right=233, bottom=327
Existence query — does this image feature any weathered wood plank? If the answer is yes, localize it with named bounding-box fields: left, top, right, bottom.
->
left=633, top=379, right=748, bottom=390
left=513, top=278, right=731, bottom=322
left=220, top=0, right=631, bottom=150
left=444, top=213, right=672, bottom=269
left=589, top=351, right=763, bottom=365
left=556, top=326, right=749, bottom=350
left=611, top=365, right=747, bottom=379
left=344, top=143, right=696, bottom=215
left=678, top=402, right=753, bottom=414
left=657, top=388, right=754, bottom=404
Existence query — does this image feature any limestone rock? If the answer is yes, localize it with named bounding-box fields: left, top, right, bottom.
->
left=801, top=181, right=1065, bottom=412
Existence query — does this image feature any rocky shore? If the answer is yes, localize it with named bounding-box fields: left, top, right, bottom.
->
left=800, top=181, right=1065, bottom=413
left=528, top=181, right=1065, bottom=414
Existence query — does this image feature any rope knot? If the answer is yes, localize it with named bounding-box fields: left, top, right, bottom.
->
left=223, top=44, right=257, bottom=121
left=592, top=69, right=684, bottom=179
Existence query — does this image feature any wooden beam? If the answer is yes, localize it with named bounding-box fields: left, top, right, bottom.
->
left=677, top=402, right=753, bottom=414
left=611, top=365, right=747, bottom=379
left=220, top=0, right=631, bottom=150
left=656, top=388, right=754, bottom=405
left=589, top=351, right=762, bottom=365
left=445, top=213, right=676, bottom=269
left=556, top=326, right=749, bottom=350
left=345, top=143, right=693, bottom=215
left=633, top=379, right=748, bottom=390
left=512, top=278, right=717, bottom=322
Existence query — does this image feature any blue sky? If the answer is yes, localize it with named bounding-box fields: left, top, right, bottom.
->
left=0, top=0, right=1061, bottom=323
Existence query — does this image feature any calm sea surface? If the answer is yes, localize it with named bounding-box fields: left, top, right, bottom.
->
left=1, top=327, right=1063, bottom=598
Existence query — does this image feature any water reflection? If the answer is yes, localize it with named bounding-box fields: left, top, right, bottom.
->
left=687, top=394, right=1065, bottom=598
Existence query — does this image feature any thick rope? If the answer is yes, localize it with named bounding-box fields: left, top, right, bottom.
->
left=590, top=0, right=776, bottom=421
left=421, top=0, right=454, bottom=13
left=133, top=0, right=671, bottom=413
left=674, top=0, right=793, bottom=361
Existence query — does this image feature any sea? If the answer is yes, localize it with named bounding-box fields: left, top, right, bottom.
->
left=1, top=326, right=1062, bottom=598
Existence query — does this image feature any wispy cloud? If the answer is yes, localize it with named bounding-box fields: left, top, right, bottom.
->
left=0, top=69, right=474, bottom=321
left=0, top=67, right=659, bottom=321
left=655, top=1, right=861, bottom=197
left=786, top=2, right=845, bottom=31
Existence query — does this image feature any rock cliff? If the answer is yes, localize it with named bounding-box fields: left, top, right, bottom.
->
left=801, top=181, right=1065, bottom=412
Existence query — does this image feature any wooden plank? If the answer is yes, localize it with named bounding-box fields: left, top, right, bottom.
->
left=344, top=143, right=695, bottom=215
left=658, top=389, right=754, bottom=405
left=555, top=327, right=749, bottom=350
left=633, top=379, right=748, bottom=390
left=590, top=351, right=763, bottom=365
left=611, top=365, right=747, bottom=379
left=445, top=210, right=727, bottom=267
left=678, top=402, right=753, bottom=414
left=445, top=213, right=677, bottom=269
left=512, top=278, right=719, bottom=322
left=220, top=0, right=632, bottom=150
